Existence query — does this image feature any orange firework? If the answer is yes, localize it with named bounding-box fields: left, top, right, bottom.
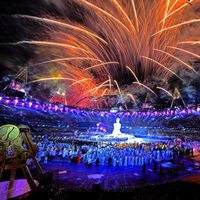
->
left=8, top=0, right=200, bottom=108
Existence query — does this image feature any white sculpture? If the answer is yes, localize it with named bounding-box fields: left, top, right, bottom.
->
left=112, top=118, right=122, bottom=136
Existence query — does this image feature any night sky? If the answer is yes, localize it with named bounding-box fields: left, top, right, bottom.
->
left=0, top=0, right=199, bottom=107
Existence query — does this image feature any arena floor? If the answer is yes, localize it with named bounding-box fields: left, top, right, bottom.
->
left=40, top=155, right=200, bottom=191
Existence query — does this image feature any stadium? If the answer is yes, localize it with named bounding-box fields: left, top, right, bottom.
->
left=0, top=0, right=200, bottom=200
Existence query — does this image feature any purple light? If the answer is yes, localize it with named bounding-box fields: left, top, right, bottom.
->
left=192, top=109, right=196, bottom=113
left=181, top=110, right=186, bottom=114
left=1, top=93, right=200, bottom=120
left=14, top=99, right=18, bottom=104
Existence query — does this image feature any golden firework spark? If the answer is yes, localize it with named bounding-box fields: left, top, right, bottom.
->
left=156, top=86, right=173, bottom=98
left=6, top=0, right=199, bottom=108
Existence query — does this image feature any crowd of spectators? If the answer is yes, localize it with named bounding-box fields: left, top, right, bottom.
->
left=1, top=102, right=200, bottom=139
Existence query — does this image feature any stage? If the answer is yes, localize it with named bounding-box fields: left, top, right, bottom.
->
left=40, top=156, right=200, bottom=191
left=75, top=118, right=175, bottom=144
left=75, top=131, right=174, bottom=143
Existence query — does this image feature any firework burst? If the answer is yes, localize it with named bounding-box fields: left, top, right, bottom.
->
left=3, top=0, right=200, bottom=108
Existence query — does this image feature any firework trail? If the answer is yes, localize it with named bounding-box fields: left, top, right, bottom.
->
left=4, top=0, right=200, bottom=107
left=156, top=86, right=174, bottom=98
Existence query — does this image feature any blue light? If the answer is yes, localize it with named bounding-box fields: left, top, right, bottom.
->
left=100, top=113, right=104, bottom=117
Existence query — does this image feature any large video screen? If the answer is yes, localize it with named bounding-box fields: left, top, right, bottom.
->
left=9, top=81, right=25, bottom=93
